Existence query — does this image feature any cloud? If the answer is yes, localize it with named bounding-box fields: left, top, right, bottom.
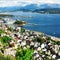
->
left=0, top=0, right=60, bottom=7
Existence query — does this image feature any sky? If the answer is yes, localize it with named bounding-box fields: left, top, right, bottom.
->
left=0, top=0, right=60, bottom=7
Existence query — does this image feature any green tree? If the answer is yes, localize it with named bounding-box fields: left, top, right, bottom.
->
left=0, top=29, right=5, bottom=34
left=1, top=36, right=13, bottom=46
left=56, top=41, right=60, bottom=45
left=21, top=28, right=25, bottom=33
left=7, top=27, right=13, bottom=31
left=16, top=47, right=34, bottom=60
left=34, top=37, right=46, bottom=44
left=2, top=36, right=12, bottom=43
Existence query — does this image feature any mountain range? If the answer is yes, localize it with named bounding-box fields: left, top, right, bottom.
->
left=0, top=3, right=60, bottom=13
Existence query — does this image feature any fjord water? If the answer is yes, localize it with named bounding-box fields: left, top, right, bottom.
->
left=9, top=11, right=60, bottom=37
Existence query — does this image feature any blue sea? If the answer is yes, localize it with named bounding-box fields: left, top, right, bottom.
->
left=3, top=11, right=60, bottom=38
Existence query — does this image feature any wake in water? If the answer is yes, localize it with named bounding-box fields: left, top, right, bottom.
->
left=27, top=23, right=60, bottom=26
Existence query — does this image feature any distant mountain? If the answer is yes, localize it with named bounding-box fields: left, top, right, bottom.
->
left=33, top=8, right=60, bottom=14
left=0, top=6, right=21, bottom=12
left=39, top=4, right=60, bottom=8
left=0, top=4, right=38, bottom=12
left=22, top=4, right=38, bottom=10
left=0, top=3, right=60, bottom=13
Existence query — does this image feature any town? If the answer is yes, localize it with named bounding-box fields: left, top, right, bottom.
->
left=0, top=18, right=60, bottom=60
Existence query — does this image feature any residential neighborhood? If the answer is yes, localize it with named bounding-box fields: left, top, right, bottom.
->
left=0, top=18, right=60, bottom=60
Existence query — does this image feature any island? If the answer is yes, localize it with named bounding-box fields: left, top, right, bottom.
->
left=14, top=20, right=26, bottom=26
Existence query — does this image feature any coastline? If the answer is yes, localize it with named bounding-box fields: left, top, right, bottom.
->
left=24, top=28, right=60, bottom=42
left=35, top=31, right=60, bottom=41
left=1, top=18, right=60, bottom=42
left=49, top=35, right=60, bottom=41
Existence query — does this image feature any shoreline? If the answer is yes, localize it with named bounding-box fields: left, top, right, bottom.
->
left=35, top=31, right=60, bottom=41
left=1, top=18, right=60, bottom=42
left=23, top=28, right=60, bottom=42
left=1, top=17, right=60, bottom=41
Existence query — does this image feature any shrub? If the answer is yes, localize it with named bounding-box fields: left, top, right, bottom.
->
left=0, top=53, right=15, bottom=60
left=0, top=29, right=5, bottom=34
left=34, top=37, right=46, bottom=44
left=0, top=53, right=5, bottom=60
left=5, top=55, right=16, bottom=60
left=7, top=27, right=13, bottom=31
left=56, top=41, right=60, bottom=45
left=2, top=36, right=12, bottom=43
left=1, top=36, right=13, bottom=46
left=21, top=28, right=25, bottom=33
left=16, top=48, right=34, bottom=60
